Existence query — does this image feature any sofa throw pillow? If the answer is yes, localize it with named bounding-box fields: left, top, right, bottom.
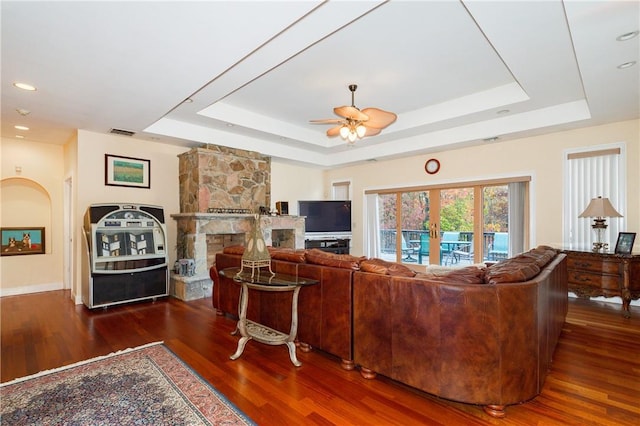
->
left=305, top=248, right=364, bottom=270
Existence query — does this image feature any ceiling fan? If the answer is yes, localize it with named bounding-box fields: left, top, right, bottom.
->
left=310, top=84, right=397, bottom=144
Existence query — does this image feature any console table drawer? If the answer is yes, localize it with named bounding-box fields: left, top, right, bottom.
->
left=568, top=271, right=620, bottom=290
left=567, top=258, right=620, bottom=274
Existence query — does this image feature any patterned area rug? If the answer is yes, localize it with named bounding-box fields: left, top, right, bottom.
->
left=0, top=342, right=254, bottom=425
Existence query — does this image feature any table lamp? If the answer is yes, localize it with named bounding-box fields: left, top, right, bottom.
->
left=238, top=213, right=273, bottom=278
left=578, top=196, right=622, bottom=252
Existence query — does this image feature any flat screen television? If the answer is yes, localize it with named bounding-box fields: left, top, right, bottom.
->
left=298, top=200, right=352, bottom=236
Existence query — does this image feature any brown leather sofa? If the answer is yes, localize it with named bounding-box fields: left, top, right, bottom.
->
left=352, top=246, right=568, bottom=418
left=212, top=248, right=359, bottom=370
left=212, top=245, right=567, bottom=418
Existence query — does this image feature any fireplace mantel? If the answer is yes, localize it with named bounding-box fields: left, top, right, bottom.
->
left=170, top=213, right=305, bottom=300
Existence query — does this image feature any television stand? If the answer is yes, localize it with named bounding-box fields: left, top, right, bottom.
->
left=305, top=238, right=350, bottom=255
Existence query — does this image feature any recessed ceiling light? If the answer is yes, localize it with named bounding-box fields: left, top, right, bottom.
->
left=15, top=135, right=24, bottom=139
left=14, top=125, right=29, bottom=131
left=497, top=109, right=510, bottom=115
left=226, top=123, right=234, bottom=127
left=16, top=108, right=31, bottom=116
left=617, top=61, right=637, bottom=69
left=616, top=31, right=639, bottom=41
left=183, top=98, right=193, bottom=104
left=13, top=82, right=37, bottom=91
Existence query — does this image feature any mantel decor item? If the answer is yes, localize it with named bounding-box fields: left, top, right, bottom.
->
left=614, top=232, right=636, bottom=255
left=105, top=154, right=150, bottom=188
left=579, top=196, right=623, bottom=252
left=238, top=213, right=273, bottom=279
left=1, top=227, right=45, bottom=256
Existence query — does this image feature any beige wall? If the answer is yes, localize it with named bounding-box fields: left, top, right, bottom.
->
left=1, top=138, right=65, bottom=295
left=270, top=161, right=324, bottom=215
left=2, top=120, right=638, bottom=300
left=72, top=130, right=186, bottom=302
left=324, top=120, right=640, bottom=256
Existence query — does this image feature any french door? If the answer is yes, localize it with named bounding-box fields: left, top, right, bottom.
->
left=372, top=179, right=528, bottom=266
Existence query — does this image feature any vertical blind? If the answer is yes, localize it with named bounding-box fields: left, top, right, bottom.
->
left=332, top=181, right=350, bottom=200
left=564, top=145, right=625, bottom=249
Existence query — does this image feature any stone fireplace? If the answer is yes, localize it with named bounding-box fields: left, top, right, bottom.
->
left=170, top=145, right=305, bottom=300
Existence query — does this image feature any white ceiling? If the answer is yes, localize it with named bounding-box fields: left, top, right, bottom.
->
left=2, top=1, right=638, bottom=168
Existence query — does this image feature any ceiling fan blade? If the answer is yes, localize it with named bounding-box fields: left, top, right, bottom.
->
left=362, top=126, right=381, bottom=137
left=309, top=118, right=345, bottom=124
left=333, top=105, right=369, bottom=121
left=327, top=125, right=343, bottom=137
left=361, top=108, right=397, bottom=129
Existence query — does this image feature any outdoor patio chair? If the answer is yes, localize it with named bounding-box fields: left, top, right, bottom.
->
left=488, top=232, right=509, bottom=260
left=418, top=233, right=430, bottom=264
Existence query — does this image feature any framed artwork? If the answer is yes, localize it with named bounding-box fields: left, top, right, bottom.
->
left=1, top=227, right=45, bottom=256
left=105, top=154, right=150, bottom=188
left=614, top=232, right=636, bottom=255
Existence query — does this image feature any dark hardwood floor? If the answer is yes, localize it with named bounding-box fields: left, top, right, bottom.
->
left=2, top=291, right=639, bottom=425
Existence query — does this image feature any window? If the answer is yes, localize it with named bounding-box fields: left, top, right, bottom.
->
left=365, top=177, right=529, bottom=266
left=332, top=181, right=350, bottom=200
left=564, top=144, right=625, bottom=249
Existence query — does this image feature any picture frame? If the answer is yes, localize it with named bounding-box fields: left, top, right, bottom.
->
left=1, top=227, right=46, bottom=256
left=614, top=232, right=636, bottom=255
left=105, top=154, right=150, bottom=188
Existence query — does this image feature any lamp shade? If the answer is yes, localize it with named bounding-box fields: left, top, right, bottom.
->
left=579, top=197, right=622, bottom=218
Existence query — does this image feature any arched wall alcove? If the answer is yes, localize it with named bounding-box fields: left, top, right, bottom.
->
left=1, top=177, right=52, bottom=242
left=1, top=176, right=60, bottom=295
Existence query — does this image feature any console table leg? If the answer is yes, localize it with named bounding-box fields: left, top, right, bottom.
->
left=286, top=342, right=302, bottom=367
left=230, top=336, right=251, bottom=360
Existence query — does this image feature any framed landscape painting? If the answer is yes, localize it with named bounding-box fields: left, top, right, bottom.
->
left=105, top=154, right=150, bottom=188
left=1, top=227, right=45, bottom=256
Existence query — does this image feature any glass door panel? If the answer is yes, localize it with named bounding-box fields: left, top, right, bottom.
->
left=400, top=191, right=430, bottom=264
left=378, top=193, right=398, bottom=262
left=483, top=185, right=509, bottom=261
left=439, top=188, right=474, bottom=266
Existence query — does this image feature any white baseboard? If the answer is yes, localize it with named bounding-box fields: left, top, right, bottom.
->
left=568, top=292, right=640, bottom=307
left=0, top=282, right=64, bottom=297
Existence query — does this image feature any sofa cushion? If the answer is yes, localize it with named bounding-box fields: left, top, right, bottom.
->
left=485, top=259, right=540, bottom=284
left=305, top=248, right=364, bottom=270
left=222, top=245, right=245, bottom=255
left=430, top=265, right=487, bottom=284
left=519, top=246, right=557, bottom=268
left=268, top=247, right=307, bottom=263
left=360, top=258, right=417, bottom=277
left=445, top=265, right=487, bottom=283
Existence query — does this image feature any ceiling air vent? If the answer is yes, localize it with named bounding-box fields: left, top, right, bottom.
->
left=109, top=128, right=135, bottom=137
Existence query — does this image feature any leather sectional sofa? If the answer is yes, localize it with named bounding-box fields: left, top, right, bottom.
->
left=211, top=245, right=568, bottom=418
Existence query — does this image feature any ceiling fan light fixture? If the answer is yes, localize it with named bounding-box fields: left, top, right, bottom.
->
left=310, top=84, right=396, bottom=144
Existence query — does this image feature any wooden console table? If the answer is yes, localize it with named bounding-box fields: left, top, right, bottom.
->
left=219, top=267, right=318, bottom=366
left=563, top=249, right=640, bottom=318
